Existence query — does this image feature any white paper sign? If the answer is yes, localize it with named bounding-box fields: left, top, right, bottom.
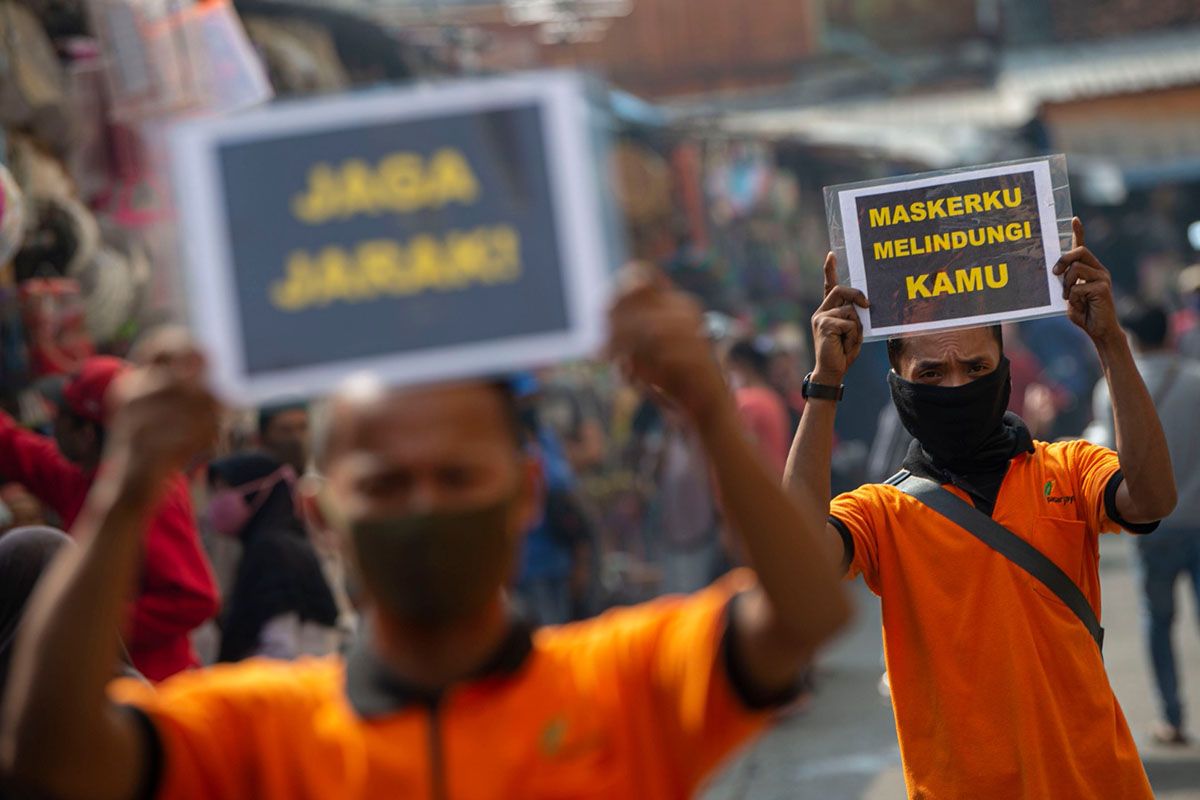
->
left=170, top=71, right=616, bottom=404
left=826, top=157, right=1070, bottom=341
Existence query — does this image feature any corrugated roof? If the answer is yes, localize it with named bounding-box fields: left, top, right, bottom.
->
left=1000, top=28, right=1200, bottom=101
left=717, top=28, right=1200, bottom=145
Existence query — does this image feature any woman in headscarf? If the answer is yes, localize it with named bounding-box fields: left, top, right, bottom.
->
left=206, top=452, right=341, bottom=662
left=0, top=527, right=74, bottom=703
left=0, top=527, right=142, bottom=799
left=0, top=527, right=142, bottom=705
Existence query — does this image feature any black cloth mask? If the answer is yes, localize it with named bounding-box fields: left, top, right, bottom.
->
left=329, top=493, right=520, bottom=629
left=889, top=357, right=1034, bottom=514
left=888, top=356, right=1016, bottom=473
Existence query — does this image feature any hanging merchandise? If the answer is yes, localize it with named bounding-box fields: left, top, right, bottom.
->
left=8, top=134, right=102, bottom=282
left=74, top=246, right=139, bottom=342
left=0, top=163, right=26, bottom=266
left=611, top=141, right=673, bottom=261
left=72, top=223, right=151, bottom=343
left=612, top=141, right=672, bottom=225
left=19, top=277, right=95, bottom=378
left=706, top=141, right=774, bottom=224
left=86, top=0, right=272, bottom=121
left=62, top=38, right=116, bottom=205
left=7, top=132, right=77, bottom=199
left=12, top=196, right=101, bottom=282
left=0, top=2, right=70, bottom=154
left=186, top=0, right=274, bottom=113
left=241, top=16, right=349, bottom=96
left=100, top=121, right=175, bottom=227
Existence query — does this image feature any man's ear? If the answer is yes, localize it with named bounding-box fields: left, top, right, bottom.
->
left=512, top=454, right=544, bottom=537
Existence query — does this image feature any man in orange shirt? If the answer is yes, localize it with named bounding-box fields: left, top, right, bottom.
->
left=1, top=269, right=851, bottom=800
left=786, top=219, right=1176, bottom=798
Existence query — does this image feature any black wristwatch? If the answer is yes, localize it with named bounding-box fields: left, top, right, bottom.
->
left=801, top=373, right=845, bottom=402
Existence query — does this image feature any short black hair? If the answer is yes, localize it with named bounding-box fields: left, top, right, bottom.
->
left=727, top=338, right=771, bottom=381
left=887, top=324, right=1004, bottom=371
left=258, top=401, right=308, bottom=437
left=1120, top=302, right=1169, bottom=349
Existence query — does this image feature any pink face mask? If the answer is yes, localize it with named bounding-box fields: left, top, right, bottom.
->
left=205, top=466, right=296, bottom=537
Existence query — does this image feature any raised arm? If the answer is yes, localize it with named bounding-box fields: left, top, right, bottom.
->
left=0, top=341, right=219, bottom=800
left=783, top=253, right=870, bottom=570
left=607, top=265, right=852, bottom=692
left=1054, top=218, right=1176, bottom=524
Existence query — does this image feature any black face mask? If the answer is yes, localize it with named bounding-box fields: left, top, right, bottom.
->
left=888, top=357, right=1012, bottom=471
left=325, top=492, right=520, bottom=629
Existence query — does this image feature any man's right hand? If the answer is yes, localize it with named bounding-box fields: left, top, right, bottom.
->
left=606, top=262, right=730, bottom=429
left=810, top=253, right=868, bottom=385
left=106, top=331, right=220, bottom=492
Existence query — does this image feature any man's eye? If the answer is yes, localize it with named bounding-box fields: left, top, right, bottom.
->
left=438, top=467, right=474, bottom=488
left=920, top=371, right=939, bottom=380
left=361, top=474, right=410, bottom=497
left=969, top=364, right=987, bottom=373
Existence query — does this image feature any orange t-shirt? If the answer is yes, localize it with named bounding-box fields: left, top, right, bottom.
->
left=110, top=571, right=775, bottom=800
left=830, top=440, right=1153, bottom=800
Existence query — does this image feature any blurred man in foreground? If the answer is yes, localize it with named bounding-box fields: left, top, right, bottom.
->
left=0, top=270, right=851, bottom=800
left=0, top=356, right=218, bottom=681
left=1084, top=302, right=1200, bottom=745
left=786, top=220, right=1175, bottom=798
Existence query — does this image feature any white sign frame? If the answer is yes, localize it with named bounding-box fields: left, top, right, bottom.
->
left=170, top=71, right=613, bottom=405
left=836, top=159, right=1066, bottom=341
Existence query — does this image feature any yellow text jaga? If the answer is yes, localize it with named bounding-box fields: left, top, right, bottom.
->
left=270, top=225, right=521, bottom=311
left=292, top=149, right=480, bottom=224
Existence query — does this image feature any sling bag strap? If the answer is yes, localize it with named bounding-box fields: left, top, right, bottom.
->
left=886, top=470, right=1104, bottom=650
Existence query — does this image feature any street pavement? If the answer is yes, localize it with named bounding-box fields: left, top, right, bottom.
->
left=704, top=536, right=1200, bottom=799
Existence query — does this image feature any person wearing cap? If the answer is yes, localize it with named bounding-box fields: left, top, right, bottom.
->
left=0, top=355, right=219, bottom=681
left=1, top=272, right=851, bottom=800
left=786, top=220, right=1176, bottom=798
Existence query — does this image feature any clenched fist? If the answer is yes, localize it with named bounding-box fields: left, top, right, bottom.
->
left=106, top=329, right=221, bottom=491
left=1053, top=218, right=1121, bottom=347
left=607, top=263, right=729, bottom=427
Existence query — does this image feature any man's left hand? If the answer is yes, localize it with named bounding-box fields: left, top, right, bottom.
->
left=1053, top=217, right=1121, bottom=346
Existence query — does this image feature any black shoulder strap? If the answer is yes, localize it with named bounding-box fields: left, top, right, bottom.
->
left=893, top=472, right=1104, bottom=650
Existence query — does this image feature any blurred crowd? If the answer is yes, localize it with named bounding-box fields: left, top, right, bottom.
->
left=5, top=250, right=1199, bottom=676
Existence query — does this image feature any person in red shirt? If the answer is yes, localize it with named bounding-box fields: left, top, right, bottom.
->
left=724, top=338, right=792, bottom=476
left=0, top=356, right=218, bottom=681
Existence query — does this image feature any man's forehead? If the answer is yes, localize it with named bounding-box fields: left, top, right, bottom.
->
left=324, top=380, right=513, bottom=462
left=902, top=328, right=999, bottom=362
